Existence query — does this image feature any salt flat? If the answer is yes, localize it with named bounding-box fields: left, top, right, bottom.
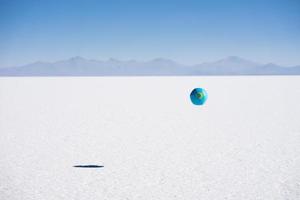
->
left=0, top=77, right=299, bottom=200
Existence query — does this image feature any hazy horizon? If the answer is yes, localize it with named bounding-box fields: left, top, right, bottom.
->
left=2, top=55, right=300, bottom=69
left=1, top=55, right=300, bottom=76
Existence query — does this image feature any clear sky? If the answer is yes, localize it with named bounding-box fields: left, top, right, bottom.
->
left=0, top=0, right=299, bottom=68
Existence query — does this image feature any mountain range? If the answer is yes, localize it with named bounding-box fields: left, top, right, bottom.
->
left=0, top=56, right=299, bottom=76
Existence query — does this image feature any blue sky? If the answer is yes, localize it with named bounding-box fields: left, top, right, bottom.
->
left=0, top=0, right=299, bottom=67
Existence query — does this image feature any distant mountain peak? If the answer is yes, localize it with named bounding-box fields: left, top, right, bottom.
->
left=218, top=56, right=256, bottom=63
left=150, top=58, right=178, bottom=64
left=225, top=56, right=245, bottom=61
left=212, top=56, right=260, bottom=68
left=69, top=56, right=86, bottom=61
left=108, top=58, right=121, bottom=62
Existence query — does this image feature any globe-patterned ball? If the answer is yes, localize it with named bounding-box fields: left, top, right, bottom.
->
left=190, top=88, right=207, bottom=105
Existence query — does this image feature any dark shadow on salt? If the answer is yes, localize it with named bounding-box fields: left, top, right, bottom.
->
left=73, top=165, right=104, bottom=168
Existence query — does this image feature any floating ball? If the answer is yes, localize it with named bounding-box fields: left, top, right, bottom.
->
left=190, top=88, right=207, bottom=105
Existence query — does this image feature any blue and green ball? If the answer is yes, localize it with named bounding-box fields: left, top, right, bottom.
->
left=190, top=88, right=207, bottom=105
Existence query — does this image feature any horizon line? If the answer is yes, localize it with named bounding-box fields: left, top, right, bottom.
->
left=3, top=55, right=299, bottom=69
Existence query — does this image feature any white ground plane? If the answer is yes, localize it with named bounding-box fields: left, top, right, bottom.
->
left=0, top=77, right=299, bottom=199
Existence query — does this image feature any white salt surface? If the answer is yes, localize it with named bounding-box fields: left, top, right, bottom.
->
left=0, top=77, right=299, bottom=199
